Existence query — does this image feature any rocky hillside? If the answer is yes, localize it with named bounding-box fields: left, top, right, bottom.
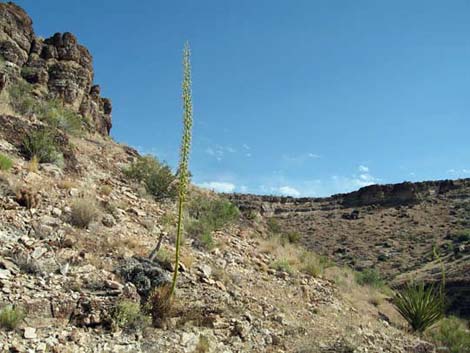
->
left=228, top=179, right=470, bottom=318
left=0, top=3, right=463, bottom=353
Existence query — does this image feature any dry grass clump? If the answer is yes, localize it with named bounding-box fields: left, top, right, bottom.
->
left=147, top=284, right=174, bottom=327
left=70, top=197, right=100, bottom=228
left=27, top=155, right=38, bottom=172
left=57, top=178, right=76, bottom=190
left=14, top=187, right=39, bottom=209
left=194, top=335, right=210, bottom=353
left=261, top=235, right=325, bottom=277
left=100, top=184, right=113, bottom=196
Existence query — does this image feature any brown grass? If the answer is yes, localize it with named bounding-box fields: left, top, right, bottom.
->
left=147, top=284, right=174, bottom=327
left=70, top=197, right=100, bottom=228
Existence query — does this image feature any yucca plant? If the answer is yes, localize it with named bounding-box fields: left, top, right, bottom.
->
left=394, top=282, right=444, bottom=332
left=394, top=245, right=446, bottom=333
left=170, top=42, right=193, bottom=296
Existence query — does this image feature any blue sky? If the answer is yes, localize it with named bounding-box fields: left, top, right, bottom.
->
left=16, top=0, right=470, bottom=197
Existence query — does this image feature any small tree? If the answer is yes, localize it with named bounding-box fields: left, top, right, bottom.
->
left=170, top=42, right=193, bottom=296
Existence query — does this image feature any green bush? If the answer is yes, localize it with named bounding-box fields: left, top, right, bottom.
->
left=200, top=232, right=215, bottom=250
left=8, top=80, right=84, bottom=134
left=394, top=282, right=444, bottom=332
left=124, top=155, right=176, bottom=200
left=0, top=154, right=13, bottom=171
left=453, top=230, right=470, bottom=243
left=271, top=258, right=292, bottom=274
left=22, top=129, right=62, bottom=164
left=0, top=305, right=26, bottom=330
left=188, top=196, right=239, bottom=230
left=185, top=196, right=238, bottom=250
left=113, top=300, right=151, bottom=332
left=267, top=218, right=281, bottom=234
left=356, top=268, right=384, bottom=288
left=40, top=99, right=83, bottom=135
left=429, top=316, right=470, bottom=353
left=285, top=231, right=301, bottom=244
left=8, top=80, right=39, bottom=116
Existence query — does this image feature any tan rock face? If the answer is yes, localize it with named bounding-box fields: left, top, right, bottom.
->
left=0, top=3, right=112, bottom=135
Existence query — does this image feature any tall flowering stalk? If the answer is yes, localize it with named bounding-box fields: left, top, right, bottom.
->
left=170, top=42, right=193, bottom=296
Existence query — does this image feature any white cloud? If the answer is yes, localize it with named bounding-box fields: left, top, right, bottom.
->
left=239, top=185, right=248, bottom=193
left=282, top=152, right=321, bottom=164
left=205, top=145, right=237, bottom=161
left=358, top=165, right=369, bottom=172
left=246, top=153, right=252, bottom=158
left=308, top=153, right=321, bottom=159
left=205, top=146, right=224, bottom=161
left=278, top=186, right=301, bottom=197
left=447, top=168, right=470, bottom=177
left=242, top=144, right=251, bottom=150
left=199, top=181, right=236, bottom=193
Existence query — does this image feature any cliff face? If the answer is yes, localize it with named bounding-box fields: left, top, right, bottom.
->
left=228, top=179, right=465, bottom=217
left=0, top=2, right=112, bottom=135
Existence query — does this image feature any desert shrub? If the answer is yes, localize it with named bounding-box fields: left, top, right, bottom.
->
left=8, top=80, right=39, bottom=116
left=124, top=155, right=176, bottom=200
left=0, top=154, right=13, bottom=171
left=200, top=232, right=215, bottom=250
left=394, top=282, right=444, bottom=332
left=0, top=305, right=26, bottom=330
left=356, top=268, right=384, bottom=288
left=40, top=99, right=83, bottom=135
left=8, top=80, right=84, bottom=134
left=70, top=198, right=99, bottom=228
left=300, top=251, right=325, bottom=277
left=267, top=218, right=281, bottom=234
left=186, top=196, right=239, bottom=248
left=146, top=284, right=173, bottom=327
left=271, top=258, right=292, bottom=274
left=154, top=248, right=173, bottom=270
left=244, top=209, right=258, bottom=220
left=187, top=196, right=239, bottom=231
left=453, top=230, right=470, bottom=243
left=429, top=316, right=470, bottom=353
left=100, top=185, right=113, bottom=196
left=112, top=300, right=150, bottom=332
left=22, top=129, right=61, bottom=163
left=285, top=231, right=302, bottom=244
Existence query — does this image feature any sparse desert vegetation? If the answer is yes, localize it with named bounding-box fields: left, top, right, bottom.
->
left=0, top=2, right=468, bottom=353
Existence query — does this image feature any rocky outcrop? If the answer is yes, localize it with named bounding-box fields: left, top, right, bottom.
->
left=340, top=179, right=459, bottom=208
left=228, top=179, right=466, bottom=215
left=0, top=2, right=112, bottom=135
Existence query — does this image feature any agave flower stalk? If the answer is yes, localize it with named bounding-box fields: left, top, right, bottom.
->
left=170, top=42, right=193, bottom=296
